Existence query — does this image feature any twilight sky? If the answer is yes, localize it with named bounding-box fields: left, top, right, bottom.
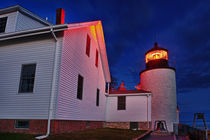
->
left=1, top=0, right=210, bottom=126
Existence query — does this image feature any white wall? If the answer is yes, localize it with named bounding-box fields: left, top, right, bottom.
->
left=0, top=12, right=17, bottom=33
left=55, top=26, right=107, bottom=121
left=0, top=37, right=56, bottom=119
left=141, top=68, right=177, bottom=132
left=106, top=94, right=151, bottom=122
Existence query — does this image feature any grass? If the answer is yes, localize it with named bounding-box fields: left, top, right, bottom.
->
left=0, top=132, right=37, bottom=140
left=0, top=128, right=147, bottom=140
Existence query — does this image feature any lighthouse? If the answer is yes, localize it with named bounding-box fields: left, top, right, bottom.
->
left=140, top=42, right=177, bottom=132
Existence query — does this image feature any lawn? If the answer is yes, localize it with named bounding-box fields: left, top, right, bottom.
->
left=0, top=128, right=147, bottom=140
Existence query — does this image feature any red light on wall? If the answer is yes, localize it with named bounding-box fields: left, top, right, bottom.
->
left=145, top=50, right=168, bottom=63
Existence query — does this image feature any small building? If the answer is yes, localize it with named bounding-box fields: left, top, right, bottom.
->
left=105, top=90, right=152, bottom=130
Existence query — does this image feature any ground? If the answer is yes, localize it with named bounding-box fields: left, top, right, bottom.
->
left=0, top=128, right=147, bottom=140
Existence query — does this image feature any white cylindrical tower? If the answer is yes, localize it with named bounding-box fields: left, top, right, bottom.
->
left=140, top=42, right=177, bottom=132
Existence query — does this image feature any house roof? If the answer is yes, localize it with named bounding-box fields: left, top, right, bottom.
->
left=0, top=5, right=52, bottom=26
left=109, top=89, right=151, bottom=94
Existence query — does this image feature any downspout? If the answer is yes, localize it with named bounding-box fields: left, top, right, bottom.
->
left=36, top=27, right=59, bottom=139
left=147, top=94, right=149, bottom=129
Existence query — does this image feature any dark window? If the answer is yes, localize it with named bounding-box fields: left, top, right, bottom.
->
left=130, top=122, right=138, bottom=130
left=95, top=49, right=98, bottom=67
left=86, top=121, right=90, bottom=127
left=15, top=120, right=30, bottom=129
left=19, top=64, right=36, bottom=93
left=105, top=83, right=109, bottom=93
left=96, top=89, right=100, bottom=106
left=77, top=74, right=84, bottom=100
left=86, top=35, right=91, bottom=57
left=117, top=96, right=126, bottom=110
left=0, top=17, right=7, bottom=33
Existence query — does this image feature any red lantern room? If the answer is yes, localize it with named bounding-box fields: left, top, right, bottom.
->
left=145, top=42, right=169, bottom=69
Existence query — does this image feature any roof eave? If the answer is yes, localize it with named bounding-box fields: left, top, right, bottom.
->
left=0, top=24, right=68, bottom=41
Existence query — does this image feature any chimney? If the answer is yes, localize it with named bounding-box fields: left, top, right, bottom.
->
left=56, top=8, right=65, bottom=24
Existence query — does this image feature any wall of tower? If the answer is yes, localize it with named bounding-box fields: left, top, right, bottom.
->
left=140, top=68, right=177, bottom=132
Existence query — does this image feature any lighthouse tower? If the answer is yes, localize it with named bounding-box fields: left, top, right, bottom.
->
left=140, top=42, right=177, bottom=132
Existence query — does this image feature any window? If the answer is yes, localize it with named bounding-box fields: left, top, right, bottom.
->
left=86, top=35, right=91, bottom=57
left=86, top=121, right=90, bottom=127
left=0, top=17, right=7, bottom=33
left=95, top=49, right=98, bottom=67
left=77, top=74, right=84, bottom=100
left=19, top=64, right=36, bottom=93
left=130, top=122, right=138, bottom=130
left=96, top=89, right=100, bottom=106
left=15, top=120, right=30, bottom=129
left=117, top=96, right=126, bottom=110
left=105, top=82, right=109, bottom=93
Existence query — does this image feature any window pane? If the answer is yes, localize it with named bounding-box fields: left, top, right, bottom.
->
left=0, top=17, right=7, bottom=33
left=96, top=89, right=99, bottom=106
left=86, top=35, right=91, bottom=57
left=15, top=120, right=30, bottom=129
left=77, top=74, right=84, bottom=100
left=19, top=64, right=36, bottom=93
left=118, top=96, right=126, bottom=110
left=95, top=49, right=98, bottom=67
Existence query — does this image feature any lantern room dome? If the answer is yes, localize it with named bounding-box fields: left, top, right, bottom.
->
left=145, top=42, right=169, bottom=69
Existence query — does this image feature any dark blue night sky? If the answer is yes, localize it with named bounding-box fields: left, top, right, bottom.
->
left=1, top=0, right=210, bottom=126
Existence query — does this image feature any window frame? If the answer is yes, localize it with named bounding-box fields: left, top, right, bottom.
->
left=117, top=96, right=126, bottom=110
left=18, top=63, right=36, bottom=93
left=77, top=74, right=84, bottom=100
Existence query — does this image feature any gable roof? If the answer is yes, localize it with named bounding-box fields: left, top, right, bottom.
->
left=0, top=5, right=52, bottom=26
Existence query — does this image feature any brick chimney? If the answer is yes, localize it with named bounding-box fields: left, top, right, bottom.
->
left=56, top=8, right=65, bottom=24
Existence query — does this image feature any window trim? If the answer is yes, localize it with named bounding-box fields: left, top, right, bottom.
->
left=14, top=120, right=30, bottom=129
left=18, top=63, right=36, bottom=93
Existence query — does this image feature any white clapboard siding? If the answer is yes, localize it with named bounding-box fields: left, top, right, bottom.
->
left=15, top=11, right=46, bottom=31
left=0, top=37, right=56, bottom=119
left=106, top=94, right=152, bottom=122
left=55, top=26, right=107, bottom=121
left=0, top=12, right=18, bottom=33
